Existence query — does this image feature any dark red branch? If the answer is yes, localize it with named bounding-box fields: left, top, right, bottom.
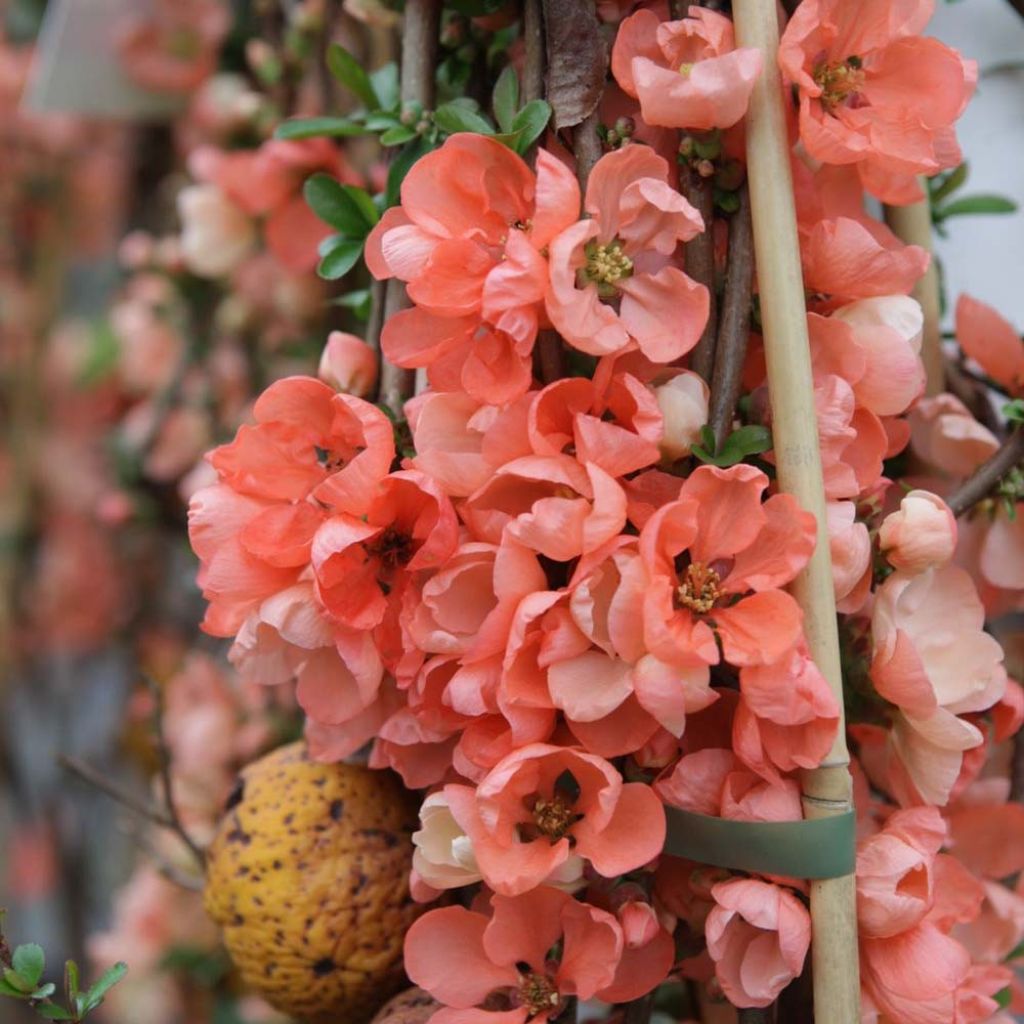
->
left=947, top=429, right=1024, bottom=517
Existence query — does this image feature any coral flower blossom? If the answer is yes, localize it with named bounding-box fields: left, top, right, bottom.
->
left=706, top=878, right=811, bottom=1008
left=366, top=134, right=580, bottom=404
left=442, top=743, right=665, bottom=896
left=405, top=887, right=654, bottom=1021
left=778, top=0, right=976, bottom=203
left=546, top=145, right=709, bottom=363
left=611, top=7, right=762, bottom=130
left=639, top=464, right=815, bottom=668
left=955, top=294, right=1024, bottom=396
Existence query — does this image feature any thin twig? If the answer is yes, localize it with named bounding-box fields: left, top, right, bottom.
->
left=377, top=0, right=441, bottom=419
left=945, top=358, right=1002, bottom=435
left=536, top=329, right=567, bottom=384
left=144, top=676, right=207, bottom=870
left=60, top=755, right=176, bottom=832
left=123, top=822, right=205, bottom=893
left=947, top=429, right=1024, bottom=517
left=522, top=0, right=545, bottom=104
left=1011, top=724, right=1024, bottom=802
left=1006, top=0, right=1024, bottom=21
left=738, top=1010, right=773, bottom=1024
left=573, top=108, right=604, bottom=191
left=680, top=165, right=718, bottom=381
left=708, top=184, right=754, bottom=447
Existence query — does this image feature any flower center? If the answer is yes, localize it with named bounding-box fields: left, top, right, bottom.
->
left=584, top=239, right=633, bottom=296
left=370, top=527, right=413, bottom=572
left=517, top=972, right=561, bottom=1017
left=678, top=62, right=694, bottom=77
left=677, top=561, right=721, bottom=615
left=532, top=795, right=577, bottom=841
left=812, top=55, right=865, bottom=110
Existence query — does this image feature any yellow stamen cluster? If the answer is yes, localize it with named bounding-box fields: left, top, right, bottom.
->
left=678, top=62, right=695, bottom=77
left=812, top=56, right=865, bottom=110
left=533, top=795, right=576, bottom=841
left=518, top=973, right=561, bottom=1016
left=677, top=562, right=722, bottom=615
left=584, top=240, right=633, bottom=294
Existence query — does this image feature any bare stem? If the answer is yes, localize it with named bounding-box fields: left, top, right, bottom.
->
left=738, top=1010, right=773, bottom=1024
left=144, top=676, right=207, bottom=871
left=573, top=108, right=603, bottom=192
left=709, top=184, right=754, bottom=447
left=536, top=329, right=567, bottom=384
left=681, top=166, right=718, bottom=381
left=377, top=0, right=441, bottom=418
left=622, top=992, right=655, bottom=1024
left=522, top=0, right=545, bottom=104
left=947, top=429, right=1024, bottom=517
left=60, top=755, right=176, bottom=833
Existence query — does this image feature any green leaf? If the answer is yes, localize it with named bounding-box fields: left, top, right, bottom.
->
left=331, top=289, right=372, bottom=321
left=380, top=124, right=418, bottom=147
left=492, top=65, right=519, bottom=133
left=12, top=946, right=44, bottom=989
left=936, top=194, right=1018, bottom=219
left=509, top=99, right=551, bottom=154
left=65, top=960, right=79, bottom=1003
left=1004, top=400, right=1024, bottom=425
left=81, top=961, right=127, bottom=1013
left=370, top=62, right=400, bottom=111
left=326, top=44, right=378, bottom=108
left=0, top=974, right=29, bottom=998
left=31, top=982, right=55, bottom=999
left=274, top=116, right=366, bottom=140
left=994, top=986, right=1012, bottom=1009
left=434, top=102, right=495, bottom=136
left=304, top=174, right=375, bottom=236
left=317, top=238, right=364, bottom=280
left=34, top=1005, right=75, bottom=1021
left=343, top=185, right=379, bottom=228
left=387, top=136, right=432, bottom=207
left=929, top=161, right=968, bottom=203
left=364, top=111, right=402, bottom=131
left=692, top=425, right=772, bottom=468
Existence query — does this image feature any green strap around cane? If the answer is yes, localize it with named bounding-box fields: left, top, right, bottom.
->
left=663, top=807, right=856, bottom=879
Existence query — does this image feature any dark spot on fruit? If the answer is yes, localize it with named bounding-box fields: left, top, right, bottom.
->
left=313, top=958, right=335, bottom=976
left=330, top=799, right=345, bottom=820
left=224, top=778, right=245, bottom=811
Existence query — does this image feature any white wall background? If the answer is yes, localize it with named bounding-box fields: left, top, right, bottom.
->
left=928, top=0, right=1024, bottom=327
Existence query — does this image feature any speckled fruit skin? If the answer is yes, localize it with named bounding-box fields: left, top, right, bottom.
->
left=203, top=742, right=422, bottom=1024
left=369, top=987, right=439, bottom=1024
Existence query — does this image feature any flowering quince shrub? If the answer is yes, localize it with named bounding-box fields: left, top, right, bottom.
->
left=8, top=0, right=1023, bottom=1021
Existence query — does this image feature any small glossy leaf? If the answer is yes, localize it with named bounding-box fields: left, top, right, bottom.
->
left=35, top=1005, right=75, bottom=1021
left=929, top=161, right=968, bottom=203
left=936, top=194, right=1018, bottom=219
left=65, top=960, right=79, bottom=1002
left=434, top=102, right=495, bottom=136
left=509, top=100, right=551, bottom=153
left=380, top=125, right=418, bottom=146
left=326, top=44, right=378, bottom=108
left=364, top=112, right=401, bottom=131
left=12, top=946, right=43, bottom=989
left=274, top=116, right=365, bottom=140
left=1004, top=399, right=1024, bottom=425
left=81, top=961, right=127, bottom=1012
left=341, top=186, right=379, bottom=228
left=317, top=239, right=364, bottom=280
left=304, top=175, right=374, bottom=236
left=492, top=65, right=519, bottom=133
left=369, top=62, right=400, bottom=111
left=0, top=974, right=29, bottom=998
left=31, top=982, right=56, bottom=999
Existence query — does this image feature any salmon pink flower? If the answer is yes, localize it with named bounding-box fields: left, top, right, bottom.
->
left=546, top=145, right=709, bottom=363
left=706, top=878, right=811, bottom=1009
left=653, top=370, right=709, bottom=461
left=908, top=393, right=999, bottom=480
left=405, top=887, right=646, bottom=1020
left=442, top=743, right=665, bottom=896
left=312, top=470, right=459, bottom=636
left=366, top=134, right=580, bottom=404
left=639, top=464, right=815, bottom=668
left=177, top=183, right=257, bottom=278
left=955, top=294, right=1024, bottom=396
left=611, top=7, right=762, bottom=130
left=879, top=489, right=957, bottom=574
left=856, top=806, right=945, bottom=938
left=827, top=500, right=872, bottom=612
left=778, top=0, right=976, bottom=203
left=733, top=644, right=841, bottom=780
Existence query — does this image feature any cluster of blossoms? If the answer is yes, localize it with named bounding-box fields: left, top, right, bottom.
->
left=181, top=0, right=1024, bottom=1017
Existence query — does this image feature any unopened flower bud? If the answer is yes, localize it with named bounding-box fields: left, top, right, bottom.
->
left=654, top=370, right=709, bottom=461
left=879, top=489, right=957, bottom=574
left=618, top=901, right=661, bottom=949
left=318, top=331, right=378, bottom=398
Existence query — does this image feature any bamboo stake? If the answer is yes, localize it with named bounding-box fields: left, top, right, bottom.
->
left=884, top=182, right=944, bottom=396
left=731, top=2, right=859, bottom=1021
